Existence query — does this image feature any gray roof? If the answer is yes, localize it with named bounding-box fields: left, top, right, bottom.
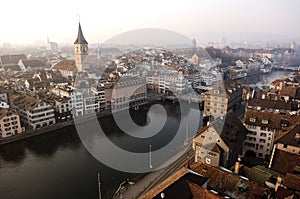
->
left=74, top=23, right=88, bottom=44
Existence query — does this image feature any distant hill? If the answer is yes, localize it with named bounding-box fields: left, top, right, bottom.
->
left=189, top=32, right=291, bottom=43
left=104, top=28, right=192, bottom=48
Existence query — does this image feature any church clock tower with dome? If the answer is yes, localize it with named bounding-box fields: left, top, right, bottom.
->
left=74, top=22, right=88, bottom=72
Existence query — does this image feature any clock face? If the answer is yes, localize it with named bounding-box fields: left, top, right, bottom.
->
left=81, top=45, right=88, bottom=53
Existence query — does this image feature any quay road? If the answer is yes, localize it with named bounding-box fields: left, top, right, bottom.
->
left=116, top=144, right=195, bottom=199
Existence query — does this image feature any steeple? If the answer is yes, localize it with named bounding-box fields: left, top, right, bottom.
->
left=74, top=23, right=88, bottom=44
left=74, top=21, right=88, bottom=73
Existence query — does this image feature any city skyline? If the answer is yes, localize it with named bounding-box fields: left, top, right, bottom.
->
left=1, top=0, right=300, bottom=45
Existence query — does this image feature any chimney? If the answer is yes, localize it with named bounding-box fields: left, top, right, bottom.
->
left=234, top=161, right=240, bottom=174
left=275, top=177, right=282, bottom=192
left=234, top=157, right=242, bottom=174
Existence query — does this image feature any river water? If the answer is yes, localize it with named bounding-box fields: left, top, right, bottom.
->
left=0, top=101, right=202, bottom=199
left=0, top=70, right=291, bottom=199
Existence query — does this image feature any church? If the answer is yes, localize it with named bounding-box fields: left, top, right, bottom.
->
left=52, top=22, right=89, bottom=77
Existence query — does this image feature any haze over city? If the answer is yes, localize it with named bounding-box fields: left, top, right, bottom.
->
left=1, top=0, right=300, bottom=45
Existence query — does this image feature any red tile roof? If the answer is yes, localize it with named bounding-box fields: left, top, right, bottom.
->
left=271, top=149, right=300, bottom=175
left=52, top=60, right=76, bottom=71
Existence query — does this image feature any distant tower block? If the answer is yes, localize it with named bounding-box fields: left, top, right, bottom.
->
left=97, top=42, right=101, bottom=60
left=74, top=22, right=88, bottom=72
left=291, top=41, right=296, bottom=49
left=192, top=39, right=197, bottom=50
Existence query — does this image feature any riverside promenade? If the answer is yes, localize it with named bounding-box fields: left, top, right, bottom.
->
left=114, top=145, right=195, bottom=199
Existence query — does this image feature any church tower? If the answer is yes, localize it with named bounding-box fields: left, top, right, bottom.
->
left=74, top=22, right=88, bottom=72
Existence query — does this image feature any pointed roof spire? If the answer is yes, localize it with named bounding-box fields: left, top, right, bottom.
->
left=74, top=22, right=88, bottom=44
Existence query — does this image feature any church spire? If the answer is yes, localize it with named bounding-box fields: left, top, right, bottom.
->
left=74, top=22, right=88, bottom=44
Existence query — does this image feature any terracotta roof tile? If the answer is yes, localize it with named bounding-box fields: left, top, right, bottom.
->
left=283, top=173, right=300, bottom=191
left=276, top=124, right=300, bottom=148
left=191, top=163, right=266, bottom=198
left=52, top=60, right=77, bottom=71
left=187, top=182, right=221, bottom=199
left=271, top=149, right=300, bottom=175
left=20, top=59, right=45, bottom=68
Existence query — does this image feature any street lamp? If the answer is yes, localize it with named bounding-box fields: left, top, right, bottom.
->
left=149, top=144, right=152, bottom=169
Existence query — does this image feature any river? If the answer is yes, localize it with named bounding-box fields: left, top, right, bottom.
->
left=0, top=101, right=202, bottom=199
left=236, top=70, right=293, bottom=88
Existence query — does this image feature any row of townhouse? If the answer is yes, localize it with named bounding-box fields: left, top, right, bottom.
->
left=191, top=69, right=223, bottom=86
left=50, top=86, right=84, bottom=117
left=49, top=76, right=147, bottom=116
left=146, top=72, right=187, bottom=95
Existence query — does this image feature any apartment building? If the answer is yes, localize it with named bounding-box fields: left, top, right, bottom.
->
left=50, top=86, right=84, bottom=117
left=243, top=110, right=287, bottom=159
left=204, top=80, right=242, bottom=119
left=0, top=108, right=23, bottom=138
left=111, top=76, right=147, bottom=111
left=193, top=112, right=248, bottom=168
left=147, top=72, right=186, bottom=95
left=14, top=95, right=55, bottom=129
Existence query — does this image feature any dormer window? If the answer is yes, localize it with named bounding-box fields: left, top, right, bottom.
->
left=262, top=119, right=269, bottom=124
left=250, top=117, right=256, bottom=122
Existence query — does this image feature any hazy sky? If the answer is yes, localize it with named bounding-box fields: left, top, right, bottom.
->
left=1, top=0, right=299, bottom=45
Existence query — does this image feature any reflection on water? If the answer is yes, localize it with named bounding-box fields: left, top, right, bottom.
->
left=0, top=101, right=202, bottom=199
left=237, top=71, right=293, bottom=88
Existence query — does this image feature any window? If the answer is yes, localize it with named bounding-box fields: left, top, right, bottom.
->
left=250, top=117, right=256, bottom=122
left=262, top=119, right=269, bottom=124
left=260, top=145, right=263, bottom=149
left=208, top=151, right=217, bottom=157
left=259, top=139, right=266, bottom=143
left=283, top=144, right=287, bottom=148
left=260, top=133, right=267, bottom=137
left=261, top=127, right=267, bottom=131
left=201, top=135, right=205, bottom=139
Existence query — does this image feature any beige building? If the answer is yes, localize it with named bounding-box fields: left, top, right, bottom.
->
left=193, top=112, right=248, bottom=168
left=204, top=80, right=242, bottom=119
left=0, top=108, right=23, bottom=138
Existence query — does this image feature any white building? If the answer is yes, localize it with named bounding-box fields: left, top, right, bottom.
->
left=14, top=95, right=55, bottom=129
left=50, top=86, right=84, bottom=117
left=243, top=110, right=285, bottom=159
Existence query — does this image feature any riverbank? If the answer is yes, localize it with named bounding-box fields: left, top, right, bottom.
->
left=0, top=100, right=153, bottom=146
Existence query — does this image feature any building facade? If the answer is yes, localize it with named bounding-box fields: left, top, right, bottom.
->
left=0, top=109, right=23, bottom=138
left=14, top=95, right=55, bottom=129
left=204, top=80, right=242, bottom=119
